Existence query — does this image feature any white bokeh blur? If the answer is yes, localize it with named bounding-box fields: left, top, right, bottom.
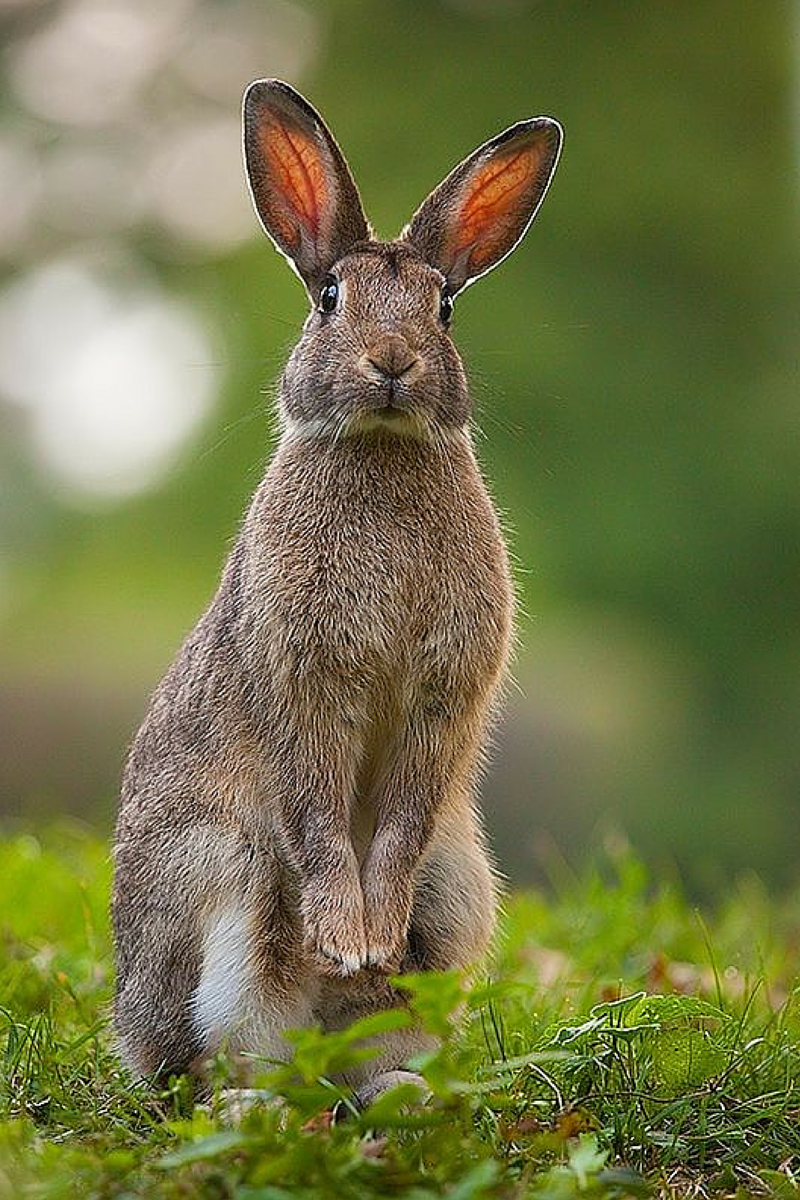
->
left=8, top=0, right=191, bottom=128
left=0, top=0, right=320, bottom=505
left=0, top=257, right=216, bottom=500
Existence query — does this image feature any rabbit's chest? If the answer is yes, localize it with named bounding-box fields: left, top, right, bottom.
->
left=298, top=494, right=508, bottom=678
left=252, top=437, right=512, bottom=684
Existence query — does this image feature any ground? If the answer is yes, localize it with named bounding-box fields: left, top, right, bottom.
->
left=0, top=827, right=798, bottom=1199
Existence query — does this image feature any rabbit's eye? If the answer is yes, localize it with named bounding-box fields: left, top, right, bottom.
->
left=319, top=276, right=339, bottom=314
left=439, top=289, right=454, bottom=325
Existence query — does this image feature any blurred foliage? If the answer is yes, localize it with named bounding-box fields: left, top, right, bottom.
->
left=0, top=0, right=798, bottom=892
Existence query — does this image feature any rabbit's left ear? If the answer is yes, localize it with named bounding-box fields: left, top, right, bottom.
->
left=243, top=79, right=369, bottom=291
left=404, top=118, right=562, bottom=294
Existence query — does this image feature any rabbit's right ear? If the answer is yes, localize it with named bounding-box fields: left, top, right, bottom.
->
left=243, top=80, right=369, bottom=292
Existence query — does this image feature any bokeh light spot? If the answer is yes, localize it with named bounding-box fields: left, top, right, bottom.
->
left=0, top=258, right=218, bottom=502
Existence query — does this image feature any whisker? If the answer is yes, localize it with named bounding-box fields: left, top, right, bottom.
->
left=195, top=406, right=274, bottom=464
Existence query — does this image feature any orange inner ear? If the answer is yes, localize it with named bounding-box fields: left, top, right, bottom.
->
left=452, top=142, right=543, bottom=271
left=257, top=116, right=330, bottom=251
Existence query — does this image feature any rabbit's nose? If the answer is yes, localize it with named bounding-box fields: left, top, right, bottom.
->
left=362, top=335, right=422, bottom=382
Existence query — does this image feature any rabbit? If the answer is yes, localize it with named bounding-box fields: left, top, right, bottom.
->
left=112, top=79, right=562, bottom=1108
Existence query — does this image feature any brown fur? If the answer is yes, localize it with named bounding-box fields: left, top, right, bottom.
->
left=112, top=79, right=562, bottom=1100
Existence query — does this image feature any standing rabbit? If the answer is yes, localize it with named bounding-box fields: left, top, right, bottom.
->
left=112, top=80, right=562, bottom=1106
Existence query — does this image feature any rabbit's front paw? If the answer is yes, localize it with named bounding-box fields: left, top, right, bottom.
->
left=363, top=901, right=409, bottom=973
left=302, top=887, right=367, bottom=977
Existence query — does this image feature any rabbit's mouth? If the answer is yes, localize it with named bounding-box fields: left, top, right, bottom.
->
left=374, top=403, right=405, bottom=421
left=348, top=403, right=431, bottom=439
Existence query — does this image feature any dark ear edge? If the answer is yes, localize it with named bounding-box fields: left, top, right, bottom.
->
left=402, top=117, right=563, bottom=294
left=242, top=79, right=369, bottom=292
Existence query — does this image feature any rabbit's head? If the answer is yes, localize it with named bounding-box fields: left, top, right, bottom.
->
left=243, top=80, right=562, bottom=440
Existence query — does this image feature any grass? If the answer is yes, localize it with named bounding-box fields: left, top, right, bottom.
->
left=1, top=828, right=799, bottom=1199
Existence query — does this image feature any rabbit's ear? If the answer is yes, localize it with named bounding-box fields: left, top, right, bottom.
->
left=243, top=79, right=369, bottom=291
left=404, top=118, right=562, bottom=294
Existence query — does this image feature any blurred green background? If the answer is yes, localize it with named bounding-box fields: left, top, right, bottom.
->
left=0, top=0, right=798, bottom=893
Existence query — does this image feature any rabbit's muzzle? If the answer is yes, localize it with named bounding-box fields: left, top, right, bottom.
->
left=358, top=333, right=424, bottom=390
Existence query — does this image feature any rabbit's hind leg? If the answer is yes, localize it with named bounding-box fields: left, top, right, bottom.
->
left=114, top=920, right=203, bottom=1081
left=405, top=802, right=498, bottom=973
left=113, top=827, right=313, bottom=1084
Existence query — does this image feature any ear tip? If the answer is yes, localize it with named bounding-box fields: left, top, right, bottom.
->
left=244, top=77, right=282, bottom=105
left=539, top=115, right=564, bottom=137
left=482, top=117, right=563, bottom=166
left=520, top=116, right=564, bottom=152
left=242, top=78, right=315, bottom=122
